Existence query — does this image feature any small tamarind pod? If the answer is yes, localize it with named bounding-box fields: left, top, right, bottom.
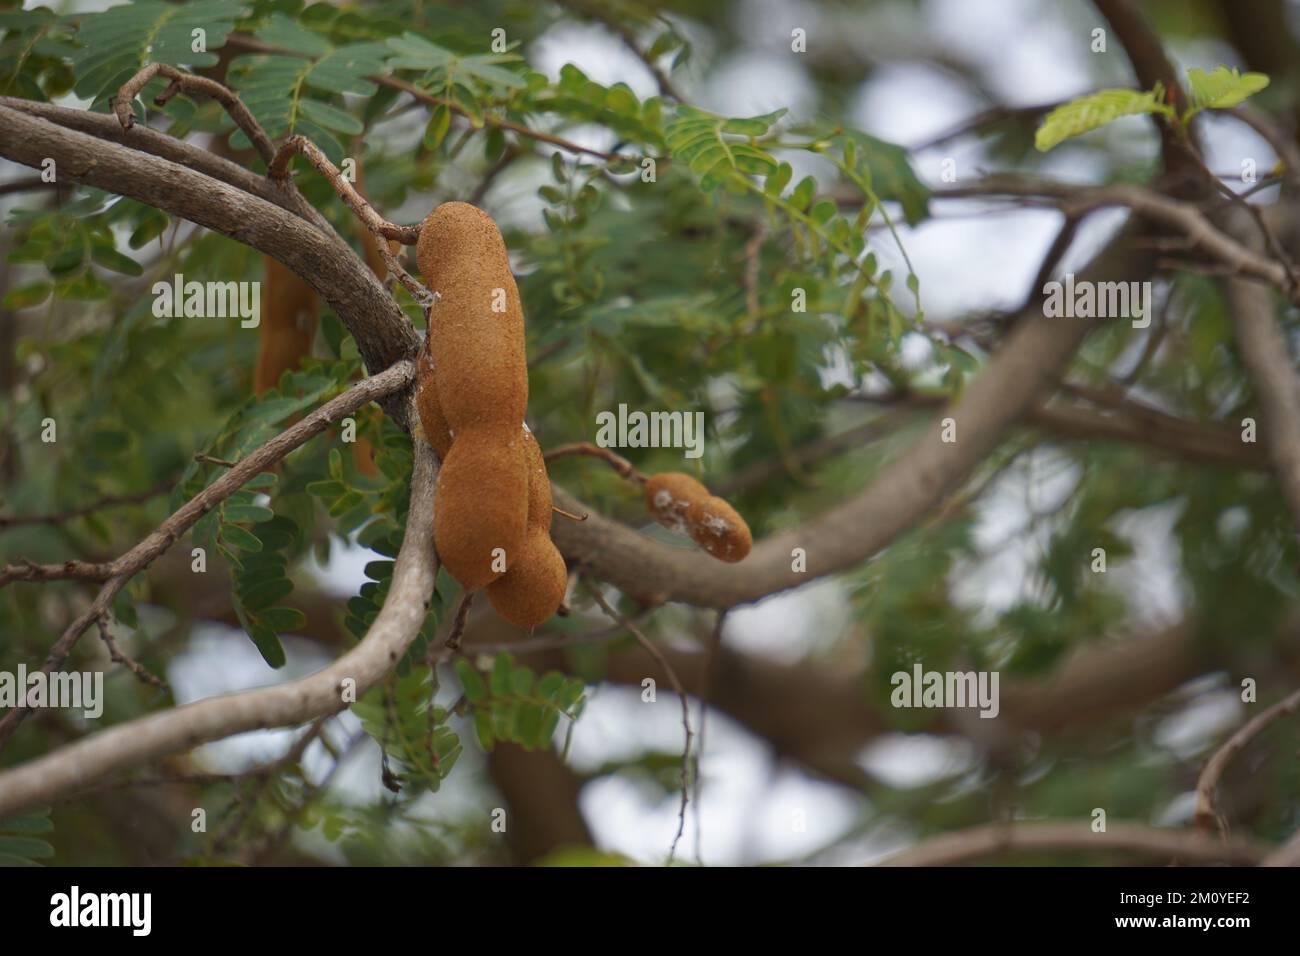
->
left=416, top=202, right=528, bottom=429
left=414, top=340, right=453, bottom=459
left=433, top=421, right=529, bottom=590
left=487, top=428, right=567, bottom=629
left=254, top=256, right=318, bottom=394
left=644, top=472, right=752, bottom=563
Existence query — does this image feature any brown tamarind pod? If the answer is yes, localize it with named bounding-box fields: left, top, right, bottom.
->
left=486, top=531, right=568, bottom=629
left=416, top=202, right=528, bottom=429
left=644, top=472, right=752, bottom=563
left=486, top=428, right=567, bottom=628
left=414, top=340, right=453, bottom=459
left=254, top=256, right=319, bottom=394
left=433, top=421, right=528, bottom=590
left=686, top=495, right=752, bottom=562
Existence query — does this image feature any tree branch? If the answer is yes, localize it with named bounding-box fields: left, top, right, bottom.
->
left=876, top=819, right=1268, bottom=866
left=552, top=224, right=1157, bottom=607
left=0, top=360, right=415, bottom=751
left=1195, top=685, right=1300, bottom=832
left=0, top=434, right=438, bottom=819
left=0, top=103, right=418, bottom=381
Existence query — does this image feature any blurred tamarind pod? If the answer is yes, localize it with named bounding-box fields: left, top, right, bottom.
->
left=254, top=256, right=319, bottom=394
left=486, top=428, right=568, bottom=629
left=644, top=472, right=752, bottom=563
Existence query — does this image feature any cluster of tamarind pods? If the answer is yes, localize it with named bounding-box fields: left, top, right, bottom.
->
left=260, top=197, right=752, bottom=631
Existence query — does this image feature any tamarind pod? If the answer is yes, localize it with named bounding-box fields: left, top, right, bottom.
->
left=434, top=421, right=529, bottom=590
left=644, top=472, right=752, bottom=563
left=414, top=341, right=453, bottom=459
left=254, top=255, right=319, bottom=394
left=485, top=532, right=568, bottom=630
left=686, top=495, right=752, bottom=562
left=416, top=202, right=528, bottom=428
left=486, top=428, right=566, bottom=628
left=644, top=472, right=708, bottom=536
left=520, top=427, right=551, bottom=526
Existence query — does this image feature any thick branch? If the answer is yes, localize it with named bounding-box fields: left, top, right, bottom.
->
left=552, top=225, right=1156, bottom=607
left=0, top=103, right=418, bottom=379
left=1225, top=273, right=1300, bottom=530
left=0, top=437, right=438, bottom=819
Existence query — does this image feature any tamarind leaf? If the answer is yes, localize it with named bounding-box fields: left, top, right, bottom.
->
left=258, top=607, right=306, bottom=633
left=1034, top=86, right=1174, bottom=152
left=537, top=671, right=566, bottom=701
left=297, top=99, right=363, bottom=136
left=223, top=502, right=274, bottom=524
left=246, top=622, right=287, bottom=669
left=89, top=244, right=142, bottom=277
left=254, top=12, right=332, bottom=57
left=220, top=524, right=263, bottom=553
left=2, top=282, right=50, bottom=310
left=474, top=710, right=495, bottom=751
left=517, top=704, right=545, bottom=749
left=765, top=161, right=793, bottom=196
left=306, top=479, right=348, bottom=498
left=71, top=0, right=246, bottom=103
left=454, top=659, right=487, bottom=702
left=837, top=131, right=931, bottom=225
left=489, top=654, right=513, bottom=696
left=238, top=576, right=293, bottom=612
left=1184, top=66, right=1269, bottom=116
left=364, top=559, right=395, bottom=581
left=423, top=102, right=452, bottom=149
left=665, top=105, right=783, bottom=191
left=509, top=666, right=533, bottom=697
left=788, top=176, right=817, bottom=212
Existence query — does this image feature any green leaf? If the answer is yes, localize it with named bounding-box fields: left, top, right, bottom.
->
left=246, top=622, right=287, bottom=669
left=220, top=524, right=262, bottom=552
left=424, top=102, right=452, bottom=149
left=1035, top=87, right=1173, bottom=152
left=90, top=245, right=143, bottom=276
left=259, top=607, right=307, bottom=632
left=490, top=654, right=512, bottom=696
left=3, top=282, right=51, bottom=309
left=665, top=106, right=783, bottom=191
left=455, top=659, right=487, bottom=702
left=1185, top=66, right=1269, bottom=114
left=238, top=576, right=293, bottom=611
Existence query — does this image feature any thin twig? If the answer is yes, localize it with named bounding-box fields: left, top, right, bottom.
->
left=112, top=63, right=276, bottom=165
left=0, top=476, right=178, bottom=531
left=1194, top=685, right=1300, bottom=833
left=96, top=611, right=168, bottom=691
left=693, top=610, right=726, bottom=865
left=543, top=442, right=645, bottom=484
left=267, top=135, right=429, bottom=304
left=443, top=591, right=475, bottom=651
left=590, top=588, right=692, bottom=864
